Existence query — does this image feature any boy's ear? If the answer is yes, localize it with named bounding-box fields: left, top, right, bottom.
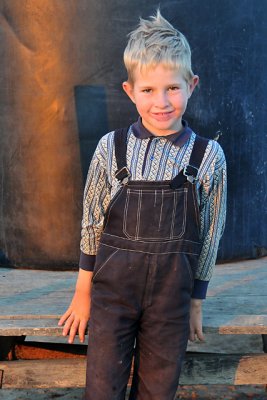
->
left=122, top=81, right=136, bottom=104
left=188, top=75, right=199, bottom=97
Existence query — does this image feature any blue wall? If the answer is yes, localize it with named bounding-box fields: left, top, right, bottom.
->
left=0, top=0, right=266, bottom=267
left=75, top=0, right=267, bottom=261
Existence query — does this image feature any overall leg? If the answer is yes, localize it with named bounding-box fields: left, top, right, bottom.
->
left=129, top=253, right=192, bottom=400
left=85, top=246, right=149, bottom=400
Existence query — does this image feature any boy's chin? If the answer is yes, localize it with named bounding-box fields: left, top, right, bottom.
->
left=143, top=119, right=182, bottom=136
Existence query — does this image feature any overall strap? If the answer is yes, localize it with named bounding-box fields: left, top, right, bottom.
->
left=171, top=135, right=209, bottom=188
left=185, top=134, right=209, bottom=182
left=114, top=127, right=131, bottom=183
left=114, top=128, right=209, bottom=187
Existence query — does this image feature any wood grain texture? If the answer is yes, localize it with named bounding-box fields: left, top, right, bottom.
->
left=1, top=354, right=267, bottom=388
left=0, top=257, right=266, bottom=336
left=1, top=386, right=267, bottom=400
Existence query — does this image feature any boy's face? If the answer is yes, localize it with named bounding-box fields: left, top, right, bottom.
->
left=123, top=65, right=199, bottom=136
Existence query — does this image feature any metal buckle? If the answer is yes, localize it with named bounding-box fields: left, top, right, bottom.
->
left=183, top=165, right=198, bottom=184
left=115, top=166, right=131, bottom=185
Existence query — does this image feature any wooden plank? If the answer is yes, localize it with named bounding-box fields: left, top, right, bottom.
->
left=203, top=315, right=267, bottom=334
left=204, top=296, right=267, bottom=314
left=0, top=318, right=64, bottom=337
left=0, top=257, right=267, bottom=335
left=1, top=386, right=267, bottom=400
left=182, top=354, right=267, bottom=385
left=1, top=354, right=267, bottom=388
left=0, top=359, right=86, bottom=388
left=0, top=388, right=84, bottom=400
left=187, top=333, right=263, bottom=354
left=24, top=333, right=262, bottom=354
left=0, top=386, right=267, bottom=400
left=1, top=314, right=267, bottom=336
left=0, top=268, right=75, bottom=317
left=0, top=315, right=61, bottom=320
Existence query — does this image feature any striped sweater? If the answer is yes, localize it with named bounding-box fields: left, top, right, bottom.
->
left=79, top=119, right=227, bottom=299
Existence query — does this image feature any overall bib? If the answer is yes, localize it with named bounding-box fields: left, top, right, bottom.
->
left=85, top=129, right=208, bottom=400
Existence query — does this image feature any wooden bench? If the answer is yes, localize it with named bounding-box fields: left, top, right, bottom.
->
left=0, top=257, right=267, bottom=389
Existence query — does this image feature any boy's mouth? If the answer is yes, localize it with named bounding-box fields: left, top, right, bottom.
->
left=151, top=111, right=175, bottom=121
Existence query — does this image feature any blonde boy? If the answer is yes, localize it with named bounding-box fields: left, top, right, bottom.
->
left=59, top=10, right=226, bottom=400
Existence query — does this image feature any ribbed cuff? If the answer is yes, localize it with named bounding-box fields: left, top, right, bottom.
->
left=79, top=251, right=96, bottom=271
left=191, top=279, right=209, bottom=299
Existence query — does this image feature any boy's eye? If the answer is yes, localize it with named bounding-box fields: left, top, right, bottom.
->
left=141, top=88, right=152, bottom=93
left=168, top=86, right=179, bottom=91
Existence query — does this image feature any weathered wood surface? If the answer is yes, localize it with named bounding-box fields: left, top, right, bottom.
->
left=0, top=388, right=84, bottom=400
left=0, top=257, right=266, bottom=335
left=1, top=386, right=267, bottom=400
left=1, top=353, right=267, bottom=388
left=23, top=333, right=263, bottom=354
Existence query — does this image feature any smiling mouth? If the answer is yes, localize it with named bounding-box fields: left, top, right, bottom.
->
left=151, top=111, right=175, bottom=120
left=152, top=111, right=173, bottom=115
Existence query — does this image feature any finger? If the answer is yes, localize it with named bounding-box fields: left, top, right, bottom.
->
left=196, top=328, right=205, bottom=341
left=58, top=309, right=72, bottom=326
left=189, top=327, right=196, bottom=342
left=69, top=318, right=80, bottom=344
left=79, top=320, right=88, bottom=343
left=62, top=314, right=75, bottom=337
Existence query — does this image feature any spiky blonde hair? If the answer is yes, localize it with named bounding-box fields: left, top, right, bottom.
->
left=124, top=10, right=194, bottom=83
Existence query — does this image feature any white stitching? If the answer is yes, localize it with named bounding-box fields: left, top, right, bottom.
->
left=122, top=188, right=188, bottom=240
left=98, top=243, right=199, bottom=256
left=171, top=189, right=187, bottom=239
left=170, top=190, right=176, bottom=238
left=123, top=190, right=130, bottom=237
left=92, top=249, right=119, bottom=282
left=158, top=189, right=164, bottom=232
left=136, top=189, right=142, bottom=239
left=102, top=232, right=200, bottom=244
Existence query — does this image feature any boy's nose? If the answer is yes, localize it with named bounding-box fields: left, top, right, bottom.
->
left=154, top=92, right=169, bottom=108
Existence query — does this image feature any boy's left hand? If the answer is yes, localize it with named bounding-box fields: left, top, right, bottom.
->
left=189, top=298, right=205, bottom=342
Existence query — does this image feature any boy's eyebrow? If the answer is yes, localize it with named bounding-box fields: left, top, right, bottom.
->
left=138, top=82, right=183, bottom=88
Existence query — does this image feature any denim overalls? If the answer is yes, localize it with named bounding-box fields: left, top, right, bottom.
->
left=85, top=128, right=208, bottom=400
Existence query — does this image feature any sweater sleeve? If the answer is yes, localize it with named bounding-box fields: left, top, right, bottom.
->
left=79, top=137, right=112, bottom=271
left=192, top=142, right=227, bottom=299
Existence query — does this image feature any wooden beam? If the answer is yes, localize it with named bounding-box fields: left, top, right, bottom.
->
left=1, top=314, right=267, bottom=336
left=182, top=353, right=267, bottom=385
left=203, top=315, right=267, bottom=334
left=1, top=354, right=267, bottom=388
left=0, top=318, right=63, bottom=337
left=1, top=260, right=267, bottom=336
left=0, top=359, right=86, bottom=389
left=0, top=386, right=267, bottom=400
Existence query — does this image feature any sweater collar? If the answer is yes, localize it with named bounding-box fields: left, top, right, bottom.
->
left=131, top=117, right=192, bottom=148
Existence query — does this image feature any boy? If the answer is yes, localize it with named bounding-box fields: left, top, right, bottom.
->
left=59, top=10, right=227, bottom=400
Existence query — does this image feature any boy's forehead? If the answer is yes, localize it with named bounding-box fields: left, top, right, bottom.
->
left=132, top=64, right=188, bottom=84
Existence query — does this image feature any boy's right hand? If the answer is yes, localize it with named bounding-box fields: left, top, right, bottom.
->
left=58, top=290, right=91, bottom=344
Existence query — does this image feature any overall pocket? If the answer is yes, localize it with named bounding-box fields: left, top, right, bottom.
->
left=92, top=246, right=119, bottom=283
left=123, top=188, right=188, bottom=240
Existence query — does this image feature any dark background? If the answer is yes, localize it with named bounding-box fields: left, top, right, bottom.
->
left=0, top=0, right=266, bottom=268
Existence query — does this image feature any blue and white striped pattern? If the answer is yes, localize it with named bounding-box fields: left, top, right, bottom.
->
left=81, top=126, right=227, bottom=282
